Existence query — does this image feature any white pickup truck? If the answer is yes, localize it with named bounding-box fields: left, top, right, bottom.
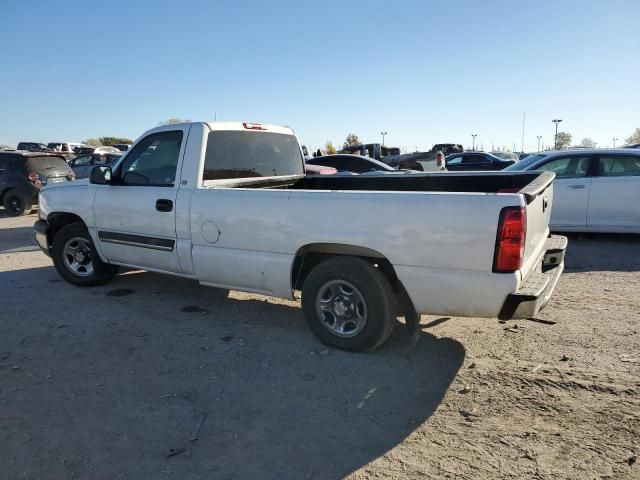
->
left=35, top=121, right=567, bottom=351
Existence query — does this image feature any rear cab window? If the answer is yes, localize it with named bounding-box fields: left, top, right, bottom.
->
left=202, top=130, right=303, bottom=184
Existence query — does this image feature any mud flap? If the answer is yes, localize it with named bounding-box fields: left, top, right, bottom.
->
left=394, top=281, right=421, bottom=346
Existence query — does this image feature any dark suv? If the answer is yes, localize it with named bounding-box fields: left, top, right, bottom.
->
left=0, top=152, right=75, bottom=216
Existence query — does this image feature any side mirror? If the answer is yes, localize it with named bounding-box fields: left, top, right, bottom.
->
left=90, top=166, right=112, bottom=185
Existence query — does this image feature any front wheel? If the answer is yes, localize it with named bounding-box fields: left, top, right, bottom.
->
left=51, top=222, right=118, bottom=286
left=301, top=256, right=396, bottom=352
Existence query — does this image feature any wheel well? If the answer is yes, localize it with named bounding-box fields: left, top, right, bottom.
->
left=47, top=212, right=86, bottom=246
left=291, top=243, right=399, bottom=291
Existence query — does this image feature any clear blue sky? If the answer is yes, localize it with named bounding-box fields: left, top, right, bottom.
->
left=1, top=0, right=638, bottom=152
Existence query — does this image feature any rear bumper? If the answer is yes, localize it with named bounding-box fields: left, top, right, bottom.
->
left=498, top=235, right=567, bottom=320
left=34, top=219, right=51, bottom=257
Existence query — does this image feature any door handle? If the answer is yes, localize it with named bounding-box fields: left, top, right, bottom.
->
left=155, top=199, right=173, bottom=212
left=567, top=184, right=586, bottom=189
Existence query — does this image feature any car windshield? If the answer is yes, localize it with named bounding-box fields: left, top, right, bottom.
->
left=492, top=152, right=517, bottom=161
left=504, top=153, right=549, bottom=170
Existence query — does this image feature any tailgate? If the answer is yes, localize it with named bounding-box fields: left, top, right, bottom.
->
left=520, top=172, right=555, bottom=278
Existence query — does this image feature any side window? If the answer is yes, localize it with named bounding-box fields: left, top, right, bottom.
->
left=598, top=155, right=640, bottom=177
left=119, top=130, right=183, bottom=186
left=462, top=154, right=487, bottom=164
left=345, top=157, right=375, bottom=173
left=446, top=155, right=463, bottom=165
left=0, top=156, right=11, bottom=170
left=536, top=156, right=590, bottom=178
left=316, top=157, right=343, bottom=170
left=72, top=155, right=92, bottom=166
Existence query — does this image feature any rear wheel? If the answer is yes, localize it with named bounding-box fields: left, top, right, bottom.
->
left=301, top=256, right=395, bottom=352
left=51, top=222, right=118, bottom=286
left=3, top=189, right=32, bottom=216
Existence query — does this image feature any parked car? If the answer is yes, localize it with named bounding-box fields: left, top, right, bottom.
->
left=35, top=121, right=566, bottom=352
left=112, top=144, right=131, bottom=152
left=47, top=142, right=87, bottom=154
left=0, top=152, right=74, bottom=216
left=17, top=142, right=48, bottom=152
left=306, top=154, right=397, bottom=174
left=93, top=146, right=121, bottom=154
left=492, top=151, right=520, bottom=162
left=505, top=148, right=640, bottom=233
left=68, top=153, right=122, bottom=179
left=445, top=152, right=515, bottom=171
left=0, top=145, right=12, bottom=151
left=622, top=143, right=640, bottom=149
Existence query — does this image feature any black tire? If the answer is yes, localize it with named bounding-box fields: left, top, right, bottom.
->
left=3, top=189, right=32, bottom=216
left=301, top=256, right=396, bottom=352
left=51, top=222, right=118, bottom=286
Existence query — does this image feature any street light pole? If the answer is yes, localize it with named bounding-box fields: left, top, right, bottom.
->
left=471, top=134, right=477, bottom=150
left=380, top=131, right=388, bottom=146
left=613, top=137, right=619, bottom=147
left=537, top=136, right=542, bottom=152
left=552, top=119, right=562, bottom=149
left=521, top=112, right=526, bottom=153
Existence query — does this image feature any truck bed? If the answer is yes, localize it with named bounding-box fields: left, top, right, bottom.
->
left=210, top=171, right=554, bottom=204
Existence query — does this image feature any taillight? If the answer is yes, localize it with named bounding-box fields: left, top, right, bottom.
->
left=27, top=171, right=42, bottom=188
left=493, top=207, right=526, bottom=273
left=242, top=122, right=267, bottom=130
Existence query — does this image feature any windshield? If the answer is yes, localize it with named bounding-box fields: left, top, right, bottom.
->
left=504, top=153, right=549, bottom=170
left=492, top=152, right=517, bottom=161
left=203, top=130, right=303, bottom=181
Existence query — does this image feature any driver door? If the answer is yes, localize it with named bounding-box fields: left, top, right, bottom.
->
left=93, top=128, right=187, bottom=273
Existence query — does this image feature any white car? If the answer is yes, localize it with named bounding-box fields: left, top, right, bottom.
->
left=505, top=149, right=640, bottom=233
left=35, top=121, right=565, bottom=351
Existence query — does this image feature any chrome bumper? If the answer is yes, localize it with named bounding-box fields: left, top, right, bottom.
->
left=34, top=219, right=51, bottom=257
left=498, top=235, right=567, bottom=320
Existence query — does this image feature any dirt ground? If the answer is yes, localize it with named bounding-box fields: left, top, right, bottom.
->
left=1, top=211, right=638, bottom=480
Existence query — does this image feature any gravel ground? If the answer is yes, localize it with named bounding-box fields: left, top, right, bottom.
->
left=1, top=211, right=638, bottom=479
